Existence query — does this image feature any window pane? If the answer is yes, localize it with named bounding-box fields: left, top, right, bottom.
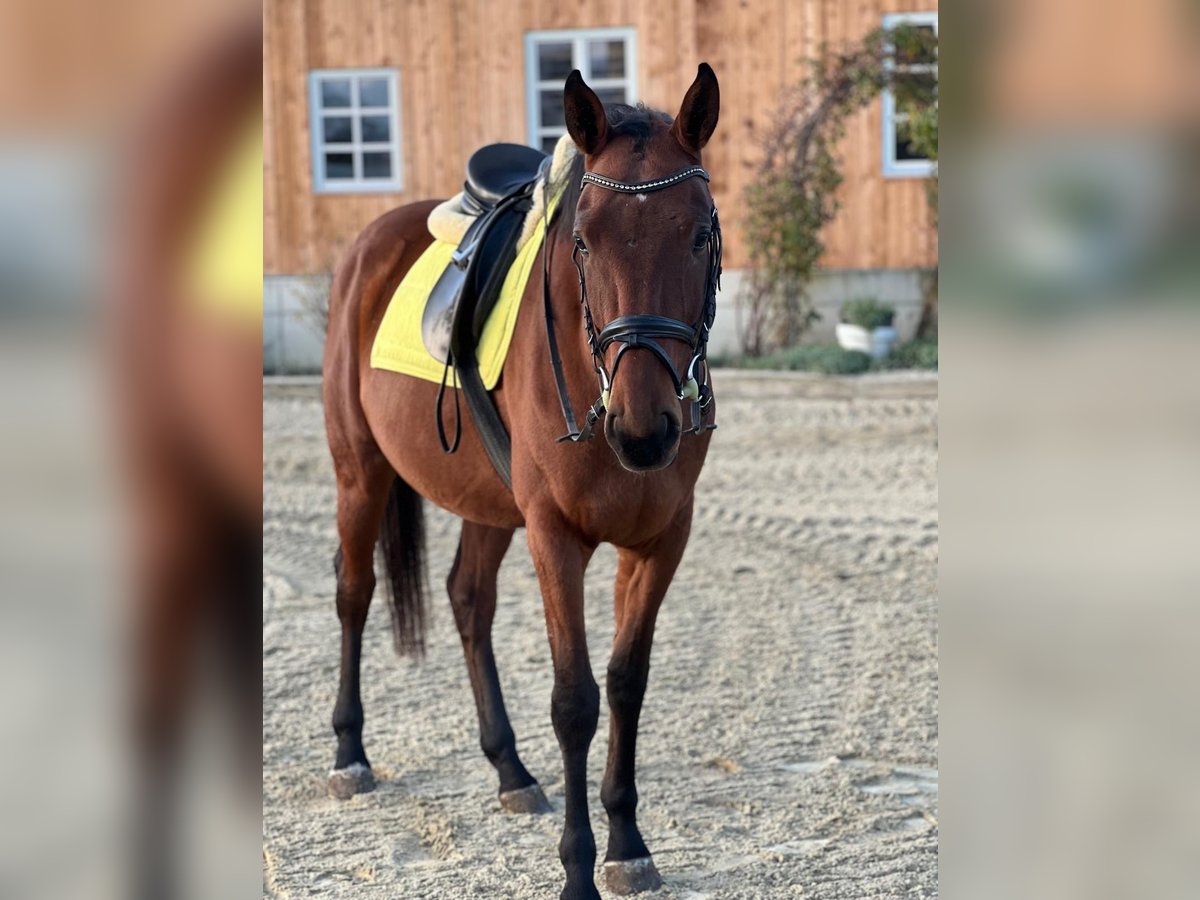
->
left=322, top=116, right=352, bottom=143
left=893, top=121, right=928, bottom=162
left=362, top=152, right=392, bottom=179
left=539, top=90, right=565, bottom=127
left=595, top=87, right=626, bottom=108
left=320, top=78, right=352, bottom=108
left=537, top=42, right=573, bottom=80
left=360, top=115, right=391, bottom=142
left=358, top=77, right=389, bottom=107
left=588, top=40, right=626, bottom=78
left=541, top=134, right=562, bottom=154
left=324, top=152, right=354, bottom=180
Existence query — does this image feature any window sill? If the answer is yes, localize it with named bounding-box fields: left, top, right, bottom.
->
left=313, top=182, right=403, bottom=195
left=882, top=162, right=935, bottom=180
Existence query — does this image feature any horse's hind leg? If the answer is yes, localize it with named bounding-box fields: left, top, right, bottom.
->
left=327, top=451, right=393, bottom=799
left=448, top=520, right=551, bottom=813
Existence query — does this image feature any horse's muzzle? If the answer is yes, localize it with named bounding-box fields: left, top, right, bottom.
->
left=605, top=411, right=681, bottom=472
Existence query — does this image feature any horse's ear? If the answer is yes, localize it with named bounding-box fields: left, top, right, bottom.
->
left=563, top=70, right=609, bottom=156
left=672, top=63, right=720, bottom=155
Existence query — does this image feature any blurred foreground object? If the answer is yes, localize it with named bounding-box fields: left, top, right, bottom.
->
left=942, top=0, right=1200, bottom=897
left=114, top=16, right=262, bottom=900
left=0, top=3, right=261, bottom=899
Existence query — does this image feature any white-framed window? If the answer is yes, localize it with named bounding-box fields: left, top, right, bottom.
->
left=881, top=12, right=938, bottom=179
left=524, top=28, right=638, bottom=153
left=307, top=68, right=402, bottom=193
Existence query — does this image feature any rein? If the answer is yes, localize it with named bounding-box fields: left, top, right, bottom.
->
left=542, top=162, right=722, bottom=444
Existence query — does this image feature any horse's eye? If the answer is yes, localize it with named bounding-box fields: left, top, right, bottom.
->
left=693, top=231, right=711, bottom=251
left=573, top=234, right=589, bottom=255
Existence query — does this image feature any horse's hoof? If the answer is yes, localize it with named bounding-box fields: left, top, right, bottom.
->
left=328, top=763, right=375, bottom=799
left=604, top=857, right=663, bottom=894
left=499, top=784, right=552, bottom=814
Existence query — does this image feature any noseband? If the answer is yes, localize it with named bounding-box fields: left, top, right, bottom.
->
left=542, top=163, right=723, bottom=444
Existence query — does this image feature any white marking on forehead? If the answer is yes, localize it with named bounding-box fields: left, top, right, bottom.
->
left=637, top=193, right=647, bottom=202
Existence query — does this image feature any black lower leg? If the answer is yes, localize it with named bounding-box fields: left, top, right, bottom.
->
left=332, top=634, right=368, bottom=769
left=332, top=548, right=373, bottom=771
left=601, top=645, right=653, bottom=862
left=471, top=647, right=537, bottom=792
left=553, top=675, right=601, bottom=900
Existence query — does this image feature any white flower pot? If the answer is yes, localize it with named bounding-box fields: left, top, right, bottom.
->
left=835, top=322, right=871, bottom=353
left=837, top=322, right=897, bottom=359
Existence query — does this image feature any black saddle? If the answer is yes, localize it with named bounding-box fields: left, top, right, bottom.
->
left=421, top=142, right=549, bottom=489
left=422, top=143, right=548, bottom=363
left=462, top=142, right=548, bottom=213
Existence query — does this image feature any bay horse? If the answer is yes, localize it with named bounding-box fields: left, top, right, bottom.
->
left=322, top=64, right=721, bottom=899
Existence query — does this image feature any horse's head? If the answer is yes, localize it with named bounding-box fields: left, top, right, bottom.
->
left=564, top=64, right=720, bottom=473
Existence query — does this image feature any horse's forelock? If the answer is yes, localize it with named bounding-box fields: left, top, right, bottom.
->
left=552, top=102, right=674, bottom=236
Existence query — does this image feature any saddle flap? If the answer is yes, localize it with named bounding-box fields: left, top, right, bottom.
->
left=421, top=184, right=537, bottom=363
left=421, top=211, right=488, bottom=360
left=421, top=263, right=467, bottom=362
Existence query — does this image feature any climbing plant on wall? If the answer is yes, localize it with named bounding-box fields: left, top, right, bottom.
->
left=740, top=25, right=938, bottom=355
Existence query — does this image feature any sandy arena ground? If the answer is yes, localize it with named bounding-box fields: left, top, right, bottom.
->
left=263, top=371, right=938, bottom=898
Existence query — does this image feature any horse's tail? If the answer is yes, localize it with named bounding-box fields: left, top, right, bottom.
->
left=378, top=476, right=428, bottom=656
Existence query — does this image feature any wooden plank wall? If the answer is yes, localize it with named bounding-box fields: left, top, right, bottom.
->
left=264, top=0, right=937, bottom=275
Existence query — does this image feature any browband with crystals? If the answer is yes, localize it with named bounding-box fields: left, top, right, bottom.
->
left=580, top=165, right=710, bottom=194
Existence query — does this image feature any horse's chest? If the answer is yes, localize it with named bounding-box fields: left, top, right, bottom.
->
left=558, top=476, right=687, bottom=547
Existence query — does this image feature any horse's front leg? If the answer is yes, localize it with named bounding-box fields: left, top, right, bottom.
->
left=602, top=501, right=692, bottom=895
left=527, top=510, right=600, bottom=900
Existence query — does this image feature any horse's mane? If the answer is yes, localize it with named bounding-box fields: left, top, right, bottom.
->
left=550, top=102, right=673, bottom=239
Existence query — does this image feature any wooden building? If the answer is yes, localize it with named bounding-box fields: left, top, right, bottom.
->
left=264, top=0, right=937, bottom=369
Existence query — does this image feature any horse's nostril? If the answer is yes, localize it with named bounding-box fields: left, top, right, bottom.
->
left=662, top=413, right=677, bottom=440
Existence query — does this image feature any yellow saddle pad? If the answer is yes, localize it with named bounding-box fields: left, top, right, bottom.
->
left=370, top=214, right=550, bottom=389
left=185, top=115, right=263, bottom=328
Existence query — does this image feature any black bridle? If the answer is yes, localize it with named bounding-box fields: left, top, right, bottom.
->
left=542, top=163, right=723, bottom=444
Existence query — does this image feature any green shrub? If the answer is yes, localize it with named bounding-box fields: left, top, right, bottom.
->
left=879, top=337, right=938, bottom=370
left=735, top=344, right=873, bottom=374
left=712, top=339, right=937, bottom=373
left=839, top=297, right=895, bottom=330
